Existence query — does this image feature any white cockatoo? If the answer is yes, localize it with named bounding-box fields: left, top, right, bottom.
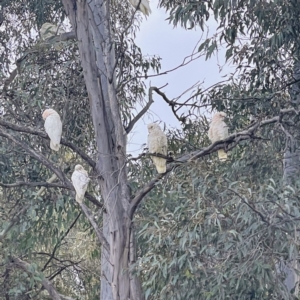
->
left=129, top=0, right=151, bottom=16
left=40, top=23, right=65, bottom=50
left=71, top=165, right=90, bottom=203
left=208, top=112, right=229, bottom=161
left=147, top=123, right=168, bottom=173
left=42, top=108, right=62, bottom=151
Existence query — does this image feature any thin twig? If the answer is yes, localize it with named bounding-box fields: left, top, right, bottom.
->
left=11, top=256, right=75, bottom=300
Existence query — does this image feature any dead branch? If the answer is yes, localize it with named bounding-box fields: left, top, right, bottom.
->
left=152, top=86, right=186, bottom=122
left=125, top=86, right=155, bottom=134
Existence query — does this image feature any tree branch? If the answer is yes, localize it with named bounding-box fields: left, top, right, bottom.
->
left=228, top=188, right=270, bottom=224
left=11, top=256, right=75, bottom=300
left=0, top=181, right=67, bottom=189
left=79, top=202, right=110, bottom=252
left=2, top=31, right=76, bottom=97
left=129, top=108, right=300, bottom=219
left=2, top=52, right=32, bottom=96
left=125, top=86, right=155, bottom=134
left=0, top=127, right=68, bottom=183
left=47, top=31, right=76, bottom=43
left=0, top=118, right=96, bottom=168
left=0, top=205, right=29, bottom=242
left=152, top=86, right=186, bottom=122
left=0, top=128, right=102, bottom=207
left=129, top=173, right=165, bottom=219
left=42, top=213, right=82, bottom=272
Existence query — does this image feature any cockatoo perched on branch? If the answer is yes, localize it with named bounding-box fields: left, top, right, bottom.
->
left=208, top=112, right=229, bottom=161
left=42, top=108, right=62, bottom=151
left=71, top=165, right=90, bottom=203
left=129, top=0, right=151, bottom=16
left=148, top=123, right=168, bottom=173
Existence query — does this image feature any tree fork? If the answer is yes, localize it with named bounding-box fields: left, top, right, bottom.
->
left=61, top=0, right=143, bottom=299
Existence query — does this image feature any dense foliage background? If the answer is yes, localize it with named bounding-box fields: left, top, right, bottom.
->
left=1, top=0, right=300, bottom=299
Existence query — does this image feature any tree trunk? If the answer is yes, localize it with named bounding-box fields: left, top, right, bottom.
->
left=279, top=61, right=300, bottom=296
left=61, top=1, right=143, bottom=299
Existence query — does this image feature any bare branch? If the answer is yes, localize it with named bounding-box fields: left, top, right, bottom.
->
left=79, top=202, right=110, bottom=252
left=0, top=119, right=96, bottom=168
left=42, top=213, right=82, bottom=272
left=138, top=47, right=205, bottom=79
left=125, top=86, right=155, bottom=134
left=129, top=173, right=165, bottom=219
left=11, top=256, right=75, bottom=300
left=47, top=31, right=76, bottom=43
left=0, top=181, right=67, bottom=189
left=152, top=87, right=186, bottom=122
left=0, top=181, right=102, bottom=209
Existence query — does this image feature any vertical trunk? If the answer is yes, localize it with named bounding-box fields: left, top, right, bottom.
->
left=279, top=61, right=300, bottom=296
left=61, top=1, right=143, bottom=299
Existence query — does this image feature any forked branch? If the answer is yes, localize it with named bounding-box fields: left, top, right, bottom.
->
left=129, top=108, right=300, bottom=218
left=125, top=86, right=155, bottom=134
left=11, top=256, right=75, bottom=300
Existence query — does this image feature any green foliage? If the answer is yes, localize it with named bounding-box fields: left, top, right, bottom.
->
left=0, top=0, right=161, bottom=299
left=2, top=0, right=300, bottom=299
left=133, top=116, right=300, bottom=299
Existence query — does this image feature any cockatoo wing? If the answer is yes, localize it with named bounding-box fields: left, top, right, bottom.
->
left=71, top=170, right=90, bottom=203
left=208, top=120, right=228, bottom=143
left=148, top=130, right=168, bottom=173
left=129, top=0, right=151, bottom=16
left=214, top=120, right=228, bottom=141
left=44, top=114, right=62, bottom=151
left=208, top=115, right=229, bottom=161
left=139, top=0, right=151, bottom=16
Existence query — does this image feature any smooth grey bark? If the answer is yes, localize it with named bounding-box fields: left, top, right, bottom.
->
left=279, top=61, right=300, bottom=296
left=61, top=0, right=143, bottom=299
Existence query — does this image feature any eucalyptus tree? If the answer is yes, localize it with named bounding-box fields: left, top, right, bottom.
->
left=1, top=0, right=300, bottom=300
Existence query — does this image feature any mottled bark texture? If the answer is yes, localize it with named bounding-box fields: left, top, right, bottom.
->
left=61, top=1, right=143, bottom=299
left=279, top=61, right=300, bottom=295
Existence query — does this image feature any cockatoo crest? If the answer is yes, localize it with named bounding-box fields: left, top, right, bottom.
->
left=208, top=111, right=229, bottom=161
left=42, top=108, right=62, bottom=151
left=42, top=108, right=57, bottom=120
left=71, top=164, right=90, bottom=203
left=147, top=123, right=168, bottom=173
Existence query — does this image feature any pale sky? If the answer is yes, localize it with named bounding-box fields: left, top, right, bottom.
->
left=128, top=2, right=229, bottom=154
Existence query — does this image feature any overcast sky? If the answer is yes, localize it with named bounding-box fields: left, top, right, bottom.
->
left=128, top=2, right=229, bottom=154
